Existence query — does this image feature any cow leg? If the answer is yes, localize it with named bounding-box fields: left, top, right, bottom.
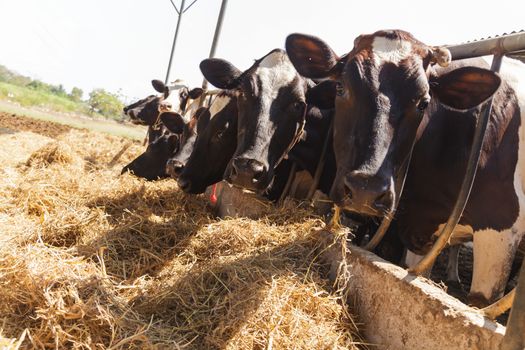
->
left=469, top=228, right=521, bottom=307
left=446, top=245, right=461, bottom=287
left=405, top=250, right=433, bottom=278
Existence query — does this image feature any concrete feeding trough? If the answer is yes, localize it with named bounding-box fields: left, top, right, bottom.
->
left=210, top=183, right=508, bottom=350
left=319, top=231, right=505, bottom=350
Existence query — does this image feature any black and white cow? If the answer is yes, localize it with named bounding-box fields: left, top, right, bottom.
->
left=199, top=48, right=326, bottom=194
left=121, top=111, right=185, bottom=180
left=166, top=92, right=237, bottom=180
left=121, top=80, right=204, bottom=180
left=123, top=80, right=204, bottom=126
left=286, top=30, right=525, bottom=306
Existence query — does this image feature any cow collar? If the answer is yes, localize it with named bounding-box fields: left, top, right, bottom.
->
left=274, top=103, right=308, bottom=170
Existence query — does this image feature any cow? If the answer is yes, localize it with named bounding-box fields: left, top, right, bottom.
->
left=165, top=91, right=237, bottom=180
left=121, top=111, right=186, bottom=180
left=199, top=48, right=327, bottom=194
left=123, top=79, right=204, bottom=126
left=121, top=80, right=204, bottom=180
left=286, top=29, right=525, bottom=306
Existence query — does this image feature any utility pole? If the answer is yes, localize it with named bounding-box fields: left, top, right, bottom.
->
left=201, top=0, right=228, bottom=91
left=164, top=0, right=200, bottom=85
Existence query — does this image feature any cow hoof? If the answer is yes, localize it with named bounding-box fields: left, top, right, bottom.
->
left=467, top=292, right=490, bottom=308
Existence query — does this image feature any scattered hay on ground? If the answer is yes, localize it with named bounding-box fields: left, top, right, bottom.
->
left=0, top=115, right=364, bottom=349
left=25, top=141, right=78, bottom=167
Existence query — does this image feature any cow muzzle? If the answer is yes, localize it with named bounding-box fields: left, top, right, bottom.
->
left=342, top=171, right=394, bottom=217
left=226, top=157, right=268, bottom=192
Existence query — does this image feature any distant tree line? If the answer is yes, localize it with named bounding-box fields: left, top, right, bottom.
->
left=0, top=64, right=125, bottom=120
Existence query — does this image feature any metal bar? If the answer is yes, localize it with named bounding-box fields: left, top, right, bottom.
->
left=164, top=0, right=186, bottom=84
left=278, top=162, right=297, bottom=204
left=501, top=261, right=525, bottom=350
left=183, top=0, right=199, bottom=13
left=201, top=0, right=228, bottom=91
left=306, top=119, right=333, bottom=201
left=168, top=0, right=180, bottom=14
left=409, top=53, right=504, bottom=275
left=447, top=32, right=525, bottom=60
left=482, top=287, right=516, bottom=319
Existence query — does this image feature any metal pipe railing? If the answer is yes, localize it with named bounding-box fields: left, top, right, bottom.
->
left=409, top=53, right=504, bottom=274
left=447, top=31, right=525, bottom=60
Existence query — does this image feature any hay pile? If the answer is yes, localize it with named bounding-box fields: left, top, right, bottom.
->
left=0, top=116, right=364, bottom=349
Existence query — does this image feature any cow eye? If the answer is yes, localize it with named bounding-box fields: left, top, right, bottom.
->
left=417, top=96, right=430, bottom=111
left=293, top=101, right=306, bottom=113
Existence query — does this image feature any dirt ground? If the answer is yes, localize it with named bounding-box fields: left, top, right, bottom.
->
left=0, top=112, right=73, bottom=138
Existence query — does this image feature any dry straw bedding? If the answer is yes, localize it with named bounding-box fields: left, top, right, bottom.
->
left=0, top=115, right=364, bottom=349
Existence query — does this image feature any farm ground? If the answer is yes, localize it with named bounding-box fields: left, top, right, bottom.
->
left=0, top=101, right=146, bottom=140
left=0, top=113, right=363, bottom=349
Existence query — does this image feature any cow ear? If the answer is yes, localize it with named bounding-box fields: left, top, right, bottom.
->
left=286, top=33, right=341, bottom=79
left=306, top=80, right=337, bottom=109
left=152, top=79, right=166, bottom=93
left=188, top=87, right=204, bottom=99
left=200, top=58, right=242, bottom=89
left=160, top=112, right=185, bottom=134
left=194, top=107, right=211, bottom=134
left=430, top=67, right=501, bottom=110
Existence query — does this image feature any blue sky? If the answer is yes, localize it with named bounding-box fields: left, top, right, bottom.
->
left=1, top=0, right=523, bottom=101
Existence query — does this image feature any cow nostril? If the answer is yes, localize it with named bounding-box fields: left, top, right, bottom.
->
left=373, top=190, right=393, bottom=212
left=252, top=170, right=263, bottom=183
left=174, top=164, right=184, bottom=175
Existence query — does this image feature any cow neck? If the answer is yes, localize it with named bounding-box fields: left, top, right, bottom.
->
left=273, top=103, right=308, bottom=170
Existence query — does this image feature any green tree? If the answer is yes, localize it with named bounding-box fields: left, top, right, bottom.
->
left=50, top=84, right=67, bottom=97
left=69, top=87, right=83, bottom=102
left=88, top=88, right=124, bottom=119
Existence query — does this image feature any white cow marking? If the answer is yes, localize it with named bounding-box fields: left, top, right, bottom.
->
left=256, top=50, right=297, bottom=100
left=372, top=36, right=413, bottom=65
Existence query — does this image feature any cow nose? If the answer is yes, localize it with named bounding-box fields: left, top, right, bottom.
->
left=177, top=176, right=191, bottom=192
left=127, top=109, right=135, bottom=118
left=344, top=171, right=394, bottom=216
left=230, top=157, right=265, bottom=183
left=166, top=159, right=185, bottom=178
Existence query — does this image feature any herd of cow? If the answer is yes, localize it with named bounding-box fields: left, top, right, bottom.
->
left=121, top=29, right=525, bottom=310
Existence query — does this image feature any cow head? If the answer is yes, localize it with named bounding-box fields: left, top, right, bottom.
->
left=286, top=30, right=501, bottom=217
left=121, top=111, right=185, bottom=180
left=199, top=49, right=309, bottom=193
left=177, top=93, right=239, bottom=194
left=165, top=106, right=211, bottom=179
left=123, top=80, right=204, bottom=126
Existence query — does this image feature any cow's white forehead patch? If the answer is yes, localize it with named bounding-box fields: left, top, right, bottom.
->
left=372, top=36, right=413, bottom=65
left=256, top=50, right=297, bottom=98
